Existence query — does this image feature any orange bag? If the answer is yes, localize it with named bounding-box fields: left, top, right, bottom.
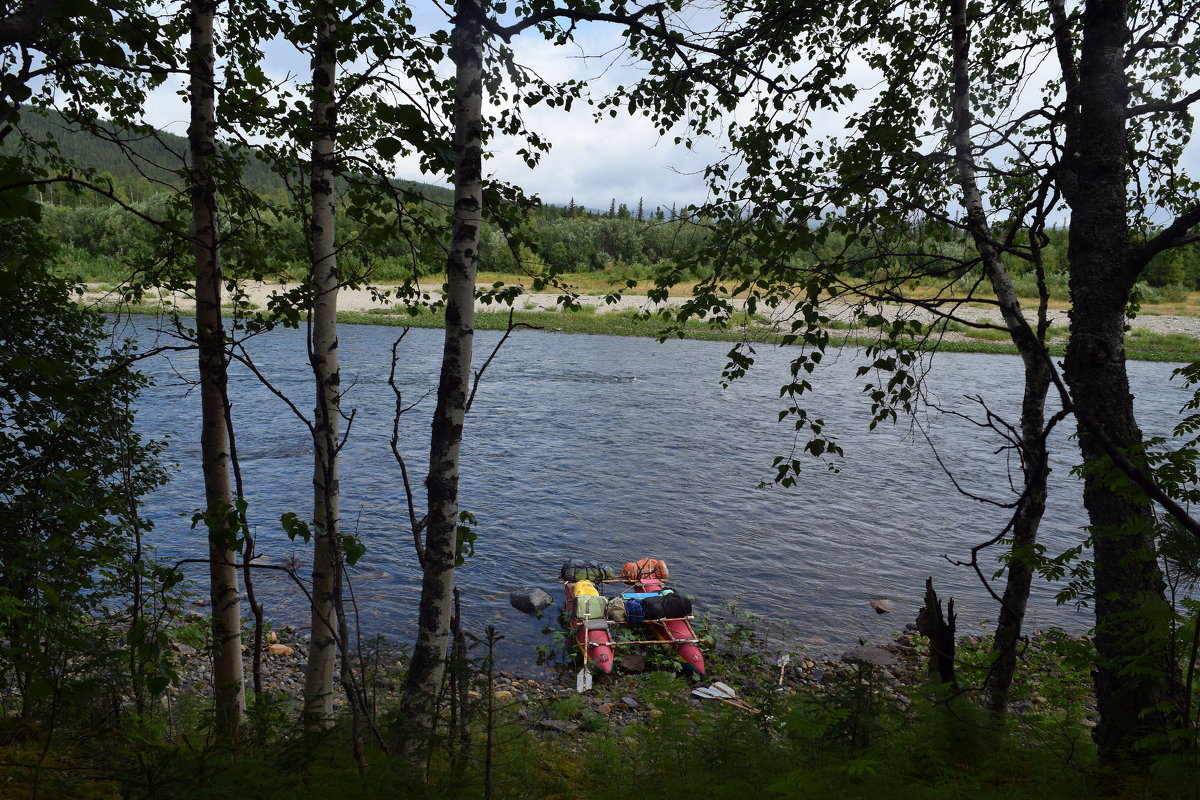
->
left=622, top=558, right=669, bottom=581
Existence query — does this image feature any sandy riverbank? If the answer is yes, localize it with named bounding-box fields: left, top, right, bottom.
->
left=84, top=280, right=1200, bottom=340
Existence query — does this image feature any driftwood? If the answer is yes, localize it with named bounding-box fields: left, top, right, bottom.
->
left=915, top=577, right=957, bottom=686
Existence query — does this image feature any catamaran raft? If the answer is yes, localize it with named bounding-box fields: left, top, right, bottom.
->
left=560, top=557, right=705, bottom=687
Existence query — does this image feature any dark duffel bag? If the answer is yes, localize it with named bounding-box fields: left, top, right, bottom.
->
left=560, top=558, right=614, bottom=582
left=641, top=593, right=692, bottom=620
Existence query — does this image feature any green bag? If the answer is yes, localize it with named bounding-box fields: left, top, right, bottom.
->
left=573, top=595, right=607, bottom=621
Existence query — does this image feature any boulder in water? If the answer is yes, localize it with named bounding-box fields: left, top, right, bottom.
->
left=510, top=588, right=553, bottom=614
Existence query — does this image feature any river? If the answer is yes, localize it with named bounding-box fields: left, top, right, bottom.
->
left=120, top=314, right=1195, bottom=670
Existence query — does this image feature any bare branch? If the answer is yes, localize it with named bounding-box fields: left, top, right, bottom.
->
left=1127, top=86, right=1200, bottom=117
left=465, top=308, right=541, bottom=413
left=1128, top=204, right=1200, bottom=272
left=172, top=558, right=314, bottom=606
left=388, top=331, right=426, bottom=567
left=228, top=343, right=316, bottom=435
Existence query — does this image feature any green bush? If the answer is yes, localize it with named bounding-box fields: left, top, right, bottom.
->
left=1007, top=271, right=1071, bottom=301
left=1133, top=282, right=1190, bottom=305
left=0, top=221, right=173, bottom=725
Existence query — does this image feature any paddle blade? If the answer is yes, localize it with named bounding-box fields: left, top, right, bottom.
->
left=576, top=668, right=593, bottom=693
left=713, top=681, right=738, bottom=698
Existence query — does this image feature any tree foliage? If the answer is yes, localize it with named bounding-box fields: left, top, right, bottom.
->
left=0, top=219, right=170, bottom=717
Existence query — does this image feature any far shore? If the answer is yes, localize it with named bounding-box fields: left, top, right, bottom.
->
left=82, top=280, right=1200, bottom=362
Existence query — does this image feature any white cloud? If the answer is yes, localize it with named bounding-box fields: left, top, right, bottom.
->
left=135, top=5, right=1200, bottom=222
left=479, top=28, right=720, bottom=210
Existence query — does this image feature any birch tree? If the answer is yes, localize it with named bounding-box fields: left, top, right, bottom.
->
left=207, top=0, right=453, bottom=734
left=300, top=0, right=344, bottom=729
left=390, top=0, right=778, bottom=760
left=189, top=0, right=244, bottom=734
left=948, top=0, right=1055, bottom=715
left=598, top=0, right=1063, bottom=720
left=398, top=0, right=485, bottom=758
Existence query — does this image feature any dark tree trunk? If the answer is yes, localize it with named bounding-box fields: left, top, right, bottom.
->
left=916, top=578, right=957, bottom=686
left=1059, top=0, right=1180, bottom=766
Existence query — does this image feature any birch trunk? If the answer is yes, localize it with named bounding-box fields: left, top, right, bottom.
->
left=398, top=0, right=484, bottom=762
left=949, top=0, right=1052, bottom=716
left=302, top=3, right=342, bottom=729
left=1059, top=0, right=1180, bottom=765
left=189, top=0, right=244, bottom=736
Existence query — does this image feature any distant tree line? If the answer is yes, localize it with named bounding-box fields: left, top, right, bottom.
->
left=36, top=167, right=1200, bottom=301
left=15, top=111, right=1200, bottom=296
left=17, top=113, right=1200, bottom=295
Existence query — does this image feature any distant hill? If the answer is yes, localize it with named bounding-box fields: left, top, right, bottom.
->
left=5, top=110, right=455, bottom=204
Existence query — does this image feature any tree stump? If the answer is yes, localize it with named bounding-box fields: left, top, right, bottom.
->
left=915, top=577, right=956, bottom=686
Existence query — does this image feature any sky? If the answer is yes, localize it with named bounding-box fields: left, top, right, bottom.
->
left=474, top=32, right=724, bottom=213
left=137, top=1, right=1200, bottom=217
left=140, top=6, right=726, bottom=213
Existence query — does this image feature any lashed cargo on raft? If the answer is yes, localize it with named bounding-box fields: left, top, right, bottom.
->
left=560, top=557, right=705, bottom=681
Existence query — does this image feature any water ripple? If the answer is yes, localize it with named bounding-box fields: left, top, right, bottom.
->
left=128, top=318, right=1192, bottom=669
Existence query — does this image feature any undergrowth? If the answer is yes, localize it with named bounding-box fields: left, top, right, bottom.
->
left=5, top=647, right=1200, bottom=799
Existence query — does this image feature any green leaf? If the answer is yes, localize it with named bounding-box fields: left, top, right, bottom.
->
left=281, top=512, right=312, bottom=544
left=339, top=532, right=366, bottom=566
left=243, top=64, right=268, bottom=87
left=374, top=136, right=404, bottom=160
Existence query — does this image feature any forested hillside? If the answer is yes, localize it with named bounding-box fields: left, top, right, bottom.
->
left=18, top=112, right=1200, bottom=295
left=4, top=110, right=456, bottom=202
left=17, top=112, right=720, bottom=285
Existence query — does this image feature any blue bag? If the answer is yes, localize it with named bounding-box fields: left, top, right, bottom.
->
left=625, top=597, right=645, bottom=625
left=621, top=591, right=664, bottom=600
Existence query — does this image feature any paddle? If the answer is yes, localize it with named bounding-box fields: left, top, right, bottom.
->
left=576, top=667, right=593, bottom=693
left=692, top=683, right=759, bottom=713
left=712, top=681, right=742, bottom=699
left=692, top=687, right=745, bottom=710
left=778, top=653, right=790, bottom=686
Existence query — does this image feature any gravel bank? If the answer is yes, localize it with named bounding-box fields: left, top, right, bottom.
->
left=88, top=281, right=1200, bottom=340
left=167, top=622, right=1094, bottom=731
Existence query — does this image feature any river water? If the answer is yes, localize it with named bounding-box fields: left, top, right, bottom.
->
left=120, top=315, right=1194, bottom=669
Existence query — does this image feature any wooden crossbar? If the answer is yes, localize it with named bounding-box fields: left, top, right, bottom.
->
left=603, top=638, right=702, bottom=647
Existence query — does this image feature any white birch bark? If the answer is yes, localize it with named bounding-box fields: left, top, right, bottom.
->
left=189, top=0, right=244, bottom=735
left=302, top=6, right=345, bottom=729
left=399, top=0, right=484, bottom=762
left=302, top=3, right=342, bottom=729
